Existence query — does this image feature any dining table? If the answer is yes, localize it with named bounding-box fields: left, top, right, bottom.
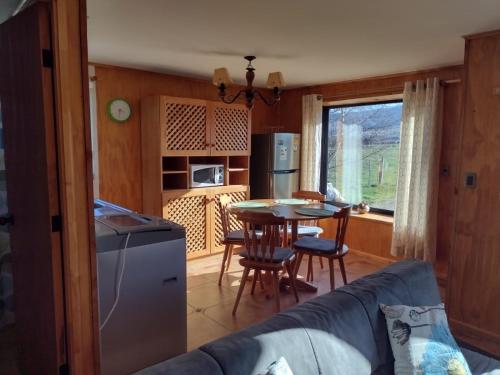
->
left=227, top=198, right=340, bottom=293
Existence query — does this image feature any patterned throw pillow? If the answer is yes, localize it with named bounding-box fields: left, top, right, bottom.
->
left=259, top=357, right=294, bottom=375
left=380, top=303, right=471, bottom=375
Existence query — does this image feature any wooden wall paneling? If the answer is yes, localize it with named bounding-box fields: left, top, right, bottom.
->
left=320, top=215, right=395, bottom=261
left=345, top=217, right=394, bottom=260
left=95, top=66, right=144, bottom=211
left=94, top=64, right=276, bottom=211
left=446, top=31, right=500, bottom=356
left=436, top=83, right=463, bottom=270
left=279, top=65, right=463, bottom=133
left=141, top=96, right=162, bottom=216
left=51, top=0, right=101, bottom=373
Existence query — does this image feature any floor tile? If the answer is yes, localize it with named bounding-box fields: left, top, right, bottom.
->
left=186, top=251, right=390, bottom=349
left=187, top=312, right=231, bottom=351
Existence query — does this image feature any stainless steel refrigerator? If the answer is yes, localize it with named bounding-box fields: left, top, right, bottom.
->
left=250, top=133, right=301, bottom=199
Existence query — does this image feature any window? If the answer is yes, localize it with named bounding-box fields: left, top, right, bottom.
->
left=320, top=100, right=403, bottom=214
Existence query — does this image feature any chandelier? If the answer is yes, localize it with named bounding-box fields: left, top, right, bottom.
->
left=212, top=56, right=285, bottom=110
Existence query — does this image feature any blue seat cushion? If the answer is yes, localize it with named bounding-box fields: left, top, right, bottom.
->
left=282, top=224, right=323, bottom=236
left=297, top=225, right=323, bottom=236
left=294, top=236, right=348, bottom=254
left=239, top=247, right=294, bottom=263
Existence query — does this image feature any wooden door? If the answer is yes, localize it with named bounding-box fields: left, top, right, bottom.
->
left=210, top=186, right=249, bottom=253
left=446, top=31, right=500, bottom=356
left=0, top=3, right=66, bottom=374
left=162, top=189, right=211, bottom=259
left=162, top=96, right=211, bottom=156
left=208, top=102, right=251, bottom=156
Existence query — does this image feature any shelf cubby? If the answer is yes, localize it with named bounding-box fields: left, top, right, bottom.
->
left=189, top=156, right=227, bottom=166
left=162, top=173, right=188, bottom=190
left=162, top=156, right=188, bottom=172
left=228, top=169, right=249, bottom=186
left=228, top=155, right=249, bottom=170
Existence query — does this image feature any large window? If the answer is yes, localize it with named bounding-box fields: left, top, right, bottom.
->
left=321, top=100, right=403, bottom=214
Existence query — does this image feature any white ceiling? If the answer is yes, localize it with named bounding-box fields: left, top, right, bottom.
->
left=87, top=0, right=500, bottom=88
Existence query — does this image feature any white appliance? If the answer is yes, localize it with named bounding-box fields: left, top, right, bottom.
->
left=189, top=164, right=224, bottom=187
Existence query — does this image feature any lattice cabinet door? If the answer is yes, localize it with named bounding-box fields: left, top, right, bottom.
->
left=161, top=97, right=211, bottom=156
left=208, top=102, right=251, bottom=156
left=162, top=189, right=211, bottom=259
left=210, top=185, right=249, bottom=254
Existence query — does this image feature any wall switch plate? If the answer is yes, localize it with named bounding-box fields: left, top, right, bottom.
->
left=464, top=172, right=477, bottom=188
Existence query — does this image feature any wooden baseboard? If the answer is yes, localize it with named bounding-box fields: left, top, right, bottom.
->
left=450, top=318, right=500, bottom=357
left=348, top=248, right=397, bottom=264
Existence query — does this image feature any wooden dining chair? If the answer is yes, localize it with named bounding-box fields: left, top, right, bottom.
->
left=291, top=190, right=326, bottom=281
left=293, top=205, right=351, bottom=291
left=217, top=195, right=245, bottom=285
left=232, top=210, right=299, bottom=315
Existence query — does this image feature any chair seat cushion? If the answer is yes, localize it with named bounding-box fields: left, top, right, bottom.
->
left=239, top=247, right=294, bottom=263
left=293, top=236, right=348, bottom=254
left=297, top=225, right=324, bottom=237
left=225, top=229, right=262, bottom=242
left=281, top=225, right=323, bottom=237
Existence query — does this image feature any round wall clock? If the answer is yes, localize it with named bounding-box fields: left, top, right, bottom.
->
left=107, top=98, right=132, bottom=123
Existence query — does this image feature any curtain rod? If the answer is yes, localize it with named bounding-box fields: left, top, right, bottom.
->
left=412, top=78, right=462, bottom=88
left=320, top=78, right=461, bottom=103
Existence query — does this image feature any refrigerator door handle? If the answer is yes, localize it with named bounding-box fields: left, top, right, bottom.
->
left=271, top=170, right=297, bottom=174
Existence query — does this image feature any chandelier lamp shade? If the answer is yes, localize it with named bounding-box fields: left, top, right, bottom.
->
left=212, top=56, right=285, bottom=110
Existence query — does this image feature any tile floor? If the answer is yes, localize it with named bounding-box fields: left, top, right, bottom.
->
left=186, top=250, right=390, bottom=350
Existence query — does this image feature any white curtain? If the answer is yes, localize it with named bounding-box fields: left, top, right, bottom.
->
left=340, top=123, right=362, bottom=203
left=391, top=78, right=442, bottom=261
left=301, top=94, right=323, bottom=191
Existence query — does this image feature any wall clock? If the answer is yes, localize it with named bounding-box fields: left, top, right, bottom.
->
left=107, top=98, right=131, bottom=123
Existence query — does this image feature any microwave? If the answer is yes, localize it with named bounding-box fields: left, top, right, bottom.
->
left=189, top=164, right=224, bottom=188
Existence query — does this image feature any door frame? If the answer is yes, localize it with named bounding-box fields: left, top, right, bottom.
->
left=49, top=0, right=100, bottom=373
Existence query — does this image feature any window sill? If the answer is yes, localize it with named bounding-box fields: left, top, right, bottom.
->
left=350, top=210, right=394, bottom=225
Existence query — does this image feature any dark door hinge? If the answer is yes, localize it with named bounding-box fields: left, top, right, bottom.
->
left=51, top=215, right=62, bottom=232
left=42, top=48, right=53, bottom=68
left=59, top=363, right=69, bottom=375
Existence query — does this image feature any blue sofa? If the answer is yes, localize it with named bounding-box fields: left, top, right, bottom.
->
left=136, top=260, right=499, bottom=375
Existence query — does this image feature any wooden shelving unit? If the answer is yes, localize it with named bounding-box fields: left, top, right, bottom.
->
left=155, top=155, right=250, bottom=190
left=141, top=95, right=252, bottom=259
